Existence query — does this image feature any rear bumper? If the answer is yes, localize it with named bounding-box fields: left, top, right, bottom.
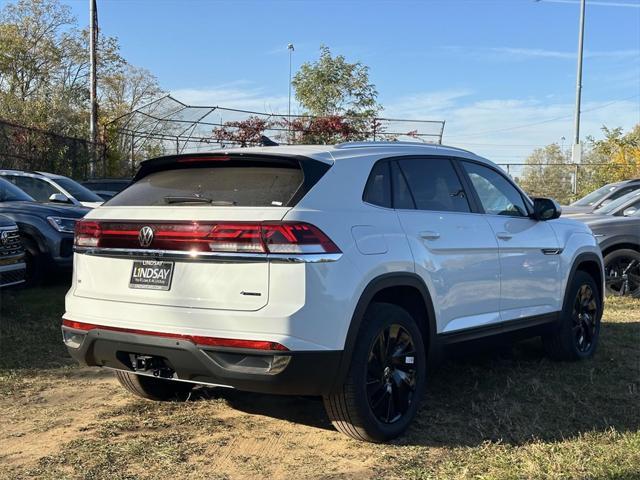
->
left=63, top=326, right=342, bottom=396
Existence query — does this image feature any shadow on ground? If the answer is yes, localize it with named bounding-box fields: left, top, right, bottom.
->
left=2, top=281, right=638, bottom=449
left=197, top=321, right=640, bottom=447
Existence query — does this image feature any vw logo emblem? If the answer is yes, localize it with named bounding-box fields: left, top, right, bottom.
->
left=138, top=226, right=154, bottom=248
left=0, top=231, right=8, bottom=246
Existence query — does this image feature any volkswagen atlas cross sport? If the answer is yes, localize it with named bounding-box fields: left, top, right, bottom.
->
left=63, top=142, right=604, bottom=442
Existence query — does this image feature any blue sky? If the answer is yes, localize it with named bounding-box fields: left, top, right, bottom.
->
left=48, top=1, right=640, bottom=161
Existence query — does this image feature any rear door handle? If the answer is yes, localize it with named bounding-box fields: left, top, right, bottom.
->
left=420, top=231, right=441, bottom=240
left=496, top=232, right=513, bottom=241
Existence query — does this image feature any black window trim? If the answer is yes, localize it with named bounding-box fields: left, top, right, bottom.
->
left=455, top=157, right=534, bottom=218
left=110, top=153, right=329, bottom=209
left=362, top=155, right=482, bottom=213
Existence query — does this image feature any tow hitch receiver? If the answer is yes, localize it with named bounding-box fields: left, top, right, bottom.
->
left=130, top=354, right=175, bottom=379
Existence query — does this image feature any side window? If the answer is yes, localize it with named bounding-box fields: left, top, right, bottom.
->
left=6, top=176, right=58, bottom=202
left=397, top=158, right=470, bottom=213
left=462, top=162, right=528, bottom=217
left=363, top=161, right=391, bottom=208
left=391, top=161, right=415, bottom=209
left=618, top=198, right=640, bottom=216
left=605, top=186, right=637, bottom=204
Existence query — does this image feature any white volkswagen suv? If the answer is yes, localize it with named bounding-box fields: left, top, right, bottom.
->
left=63, top=142, right=604, bottom=442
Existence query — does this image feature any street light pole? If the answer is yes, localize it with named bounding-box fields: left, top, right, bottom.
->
left=287, top=43, right=294, bottom=144
left=89, top=0, right=98, bottom=176
left=572, top=0, right=586, bottom=164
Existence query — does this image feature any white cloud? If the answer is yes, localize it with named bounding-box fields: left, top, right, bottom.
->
left=169, top=83, right=638, bottom=165
left=539, top=0, right=640, bottom=8
left=442, top=46, right=640, bottom=61
left=385, top=91, right=640, bottom=164
left=490, top=47, right=639, bottom=60
left=170, top=84, right=292, bottom=116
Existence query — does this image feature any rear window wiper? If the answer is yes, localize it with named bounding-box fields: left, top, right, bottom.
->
left=163, top=195, right=236, bottom=206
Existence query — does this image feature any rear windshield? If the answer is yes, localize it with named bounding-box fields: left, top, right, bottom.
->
left=107, top=165, right=304, bottom=207
left=55, top=177, right=104, bottom=202
left=571, top=183, right=617, bottom=206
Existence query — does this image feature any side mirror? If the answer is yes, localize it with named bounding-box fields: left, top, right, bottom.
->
left=623, top=207, right=637, bottom=217
left=49, top=193, right=71, bottom=203
left=532, top=197, right=561, bottom=221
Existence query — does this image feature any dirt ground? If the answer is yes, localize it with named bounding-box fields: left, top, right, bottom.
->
left=1, top=285, right=639, bottom=479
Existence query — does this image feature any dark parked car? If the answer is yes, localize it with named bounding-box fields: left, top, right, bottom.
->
left=82, top=178, right=131, bottom=201
left=565, top=190, right=640, bottom=220
left=583, top=210, right=640, bottom=298
left=0, top=214, right=26, bottom=287
left=563, top=178, right=640, bottom=215
left=0, top=177, right=88, bottom=283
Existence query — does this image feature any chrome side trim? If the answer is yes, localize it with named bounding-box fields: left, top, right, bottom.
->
left=541, top=248, right=564, bottom=255
left=73, top=246, right=342, bottom=264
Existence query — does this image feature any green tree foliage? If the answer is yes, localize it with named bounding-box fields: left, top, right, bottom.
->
left=0, top=0, right=164, bottom=175
left=291, top=45, right=381, bottom=143
left=519, top=124, right=639, bottom=204
left=520, top=144, right=574, bottom=204
left=578, top=125, right=640, bottom=197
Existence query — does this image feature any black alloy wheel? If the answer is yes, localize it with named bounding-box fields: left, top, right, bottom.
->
left=605, top=252, right=640, bottom=297
left=572, top=284, right=599, bottom=354
left=366, top=324, right=417, bottom=424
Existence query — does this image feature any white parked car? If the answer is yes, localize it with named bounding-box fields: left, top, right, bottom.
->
left=63, top=143, right=604, bottom=442
left=0, top=170, right=103, bottom=208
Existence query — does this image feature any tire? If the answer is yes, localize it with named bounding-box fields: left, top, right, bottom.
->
left=604, top=249, right=640, bottom=298
left=323, top=302, right=427, bottom=442
left=21, top=237, right=44, bottom=286
left=115, top=370, right=193, bottom=401
left=543, top=270, right=602, bottom=361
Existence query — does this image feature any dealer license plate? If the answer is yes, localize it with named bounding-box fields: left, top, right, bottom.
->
left=129, top=260, right=174, bottom=291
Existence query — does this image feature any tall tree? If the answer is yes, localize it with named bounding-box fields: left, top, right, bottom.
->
left=520, top=144, right=574, bottom=204
left=0, top=0, right=164, bottom=176
left=291, top=45, right=381, bottom=142
left=578, top=125, right=640, bottom=196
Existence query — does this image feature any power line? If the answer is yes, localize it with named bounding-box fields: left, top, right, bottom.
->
left=447, top=93, right=640, bottom=139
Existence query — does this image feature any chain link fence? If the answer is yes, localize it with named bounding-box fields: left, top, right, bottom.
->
left=109, top=95, right=446, bottom=175
left=498, top=162, right=634, bottom=205
left=0, top=120, right=106, bottom=180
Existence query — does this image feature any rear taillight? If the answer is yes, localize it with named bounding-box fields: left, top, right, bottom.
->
left=73, top=220, right=340, bottom=254
left=74, top=220, right=101, bottom=247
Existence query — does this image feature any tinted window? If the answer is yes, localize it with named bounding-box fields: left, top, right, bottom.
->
left=594, top=190, right=640, bottom=215
left=108, top=166, right=304, bottom=207
left=84, top=180, right=130, bottom=192
left=4, top=175, right=58, bottom=202
left=363, top=161, right=391, bottom=208
left=0, top=178, right=35, bottom=202
left=55, top=177, right=103, bottom=202
left=391, top=161, right=415, bottom=209
left=463, top=162, right=528, bottom=217
left=604, top=185, right=639, bottom=204
left=571, top=183, right=618, bottom=206
left=397, top=158, right=470, bottom=212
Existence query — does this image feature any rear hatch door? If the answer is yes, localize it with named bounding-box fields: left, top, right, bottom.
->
left=73, top=153, right=330, bottom=312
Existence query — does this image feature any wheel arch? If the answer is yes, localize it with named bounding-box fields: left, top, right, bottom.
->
left=333, top=272, right=437, bottom=391
left=564, top=252, right=605, bottom=312
left=16, top=222, right=48, bottom=254
left=601, top=241, right=640, bottom=258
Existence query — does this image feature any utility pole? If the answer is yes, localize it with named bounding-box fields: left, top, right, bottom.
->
left=287, top=43, right=294, bottom=144
left=572, top=0, right=586, bottom=164
left=89, top=0, right=98, bottom=176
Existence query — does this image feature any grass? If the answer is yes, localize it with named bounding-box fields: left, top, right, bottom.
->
left=0, top=284, right=639, bottom=479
